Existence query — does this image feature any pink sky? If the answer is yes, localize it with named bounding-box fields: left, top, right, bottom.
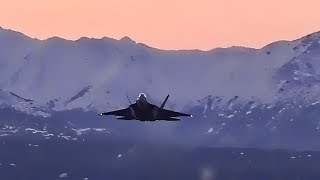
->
left=1, top=0, right=320, bottom=50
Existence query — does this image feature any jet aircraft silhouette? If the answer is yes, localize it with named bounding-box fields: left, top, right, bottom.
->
left=99, top=93, right=192, bottom=121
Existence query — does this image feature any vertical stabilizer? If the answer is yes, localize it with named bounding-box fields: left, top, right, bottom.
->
left=126, top=95, right=132, bottom=105
left=160, top=94, right=169, bottom=109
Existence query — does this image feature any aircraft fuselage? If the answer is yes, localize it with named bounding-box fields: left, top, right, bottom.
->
left=100, top=93, right=191, bottom=121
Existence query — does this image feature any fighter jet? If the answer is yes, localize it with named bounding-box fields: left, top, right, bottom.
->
left=99, top=93, right=192, bottom=121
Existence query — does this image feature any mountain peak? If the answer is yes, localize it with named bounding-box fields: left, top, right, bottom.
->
left=306, top=31, right=320, bottom=37
left=0, top=27, right=35, bottom=41
left=306, top=31, right=320, bottom=42
left=295, top=31, right=320, bottom=43
left=46, top=36, right=67, bottom=41
left=119, top=36, right=136, bottom=44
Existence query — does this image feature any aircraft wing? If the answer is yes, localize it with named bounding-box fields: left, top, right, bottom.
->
left=100, top=108, right=131, bottom=116
left=157, top=108, right=192, bottom=118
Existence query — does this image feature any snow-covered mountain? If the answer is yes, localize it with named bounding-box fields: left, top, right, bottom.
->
left=1, top=26, right=317, bottom=112
left=1, top=27, right=320, bottom=150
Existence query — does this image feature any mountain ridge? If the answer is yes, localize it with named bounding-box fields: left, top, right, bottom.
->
left=1, top=26, right=320, bottom=51
left=1, top=28, right=320, bottom=150
left=1, top=27, right=320, bottom=112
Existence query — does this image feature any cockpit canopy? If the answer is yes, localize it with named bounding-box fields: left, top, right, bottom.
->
left=137, top=93, right=147, bottom=101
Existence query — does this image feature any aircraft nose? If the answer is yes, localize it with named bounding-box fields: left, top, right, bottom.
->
left=138, top=93, right=147, bottom=100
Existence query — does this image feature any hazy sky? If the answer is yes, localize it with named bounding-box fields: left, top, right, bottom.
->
left=1, top=0, right=320, bottom=50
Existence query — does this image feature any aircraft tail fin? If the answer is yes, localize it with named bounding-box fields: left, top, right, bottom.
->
left=126, top=95, right=132, bottom=105
left=160, top=94, right=169, bottom=109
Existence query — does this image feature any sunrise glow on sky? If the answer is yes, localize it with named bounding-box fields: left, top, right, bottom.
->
left=1, top=0, right=320, bottom=50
